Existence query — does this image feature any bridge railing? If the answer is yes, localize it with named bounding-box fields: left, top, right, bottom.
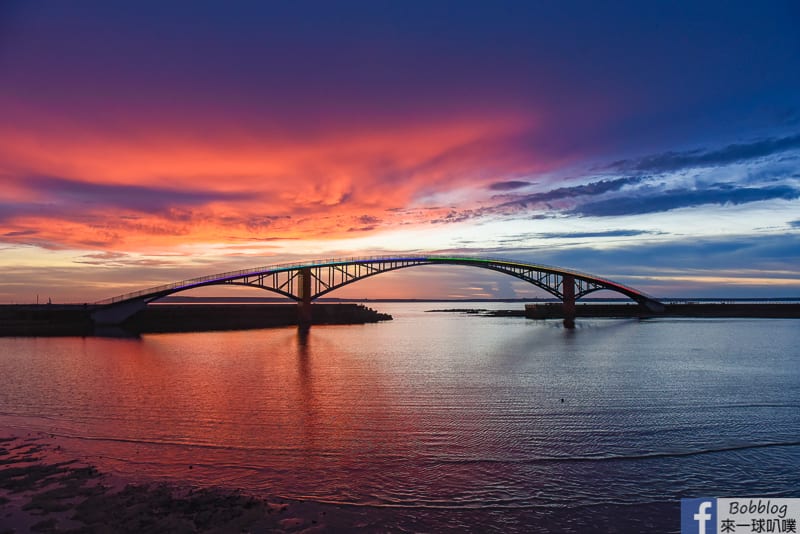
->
left=93, top=255, right=411, bottom=304
left=94, top=254, right=656, bottom=305
left=93, top=259, right=315, bottom=305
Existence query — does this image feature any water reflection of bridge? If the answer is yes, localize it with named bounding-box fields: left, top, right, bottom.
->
left=92, top=255, right=664, bottom=327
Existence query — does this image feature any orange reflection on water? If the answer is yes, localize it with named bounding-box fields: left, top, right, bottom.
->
left=19, top=327, right=425, bottom=488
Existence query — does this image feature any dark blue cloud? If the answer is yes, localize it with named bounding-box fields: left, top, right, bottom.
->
left=533, top=230, right=656, bottom=239
left=607, top=133, right=800, bottom=173
left=488, top=180, right=533, bottom=191
left=572, top=184, right=800, bottom=217
left=498, top=176, right=643, bottom=208
left=491, top=229, right=658, bottom=246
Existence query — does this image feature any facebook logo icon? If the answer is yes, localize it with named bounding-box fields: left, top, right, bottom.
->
left=681, top=498, right=717, bottom=534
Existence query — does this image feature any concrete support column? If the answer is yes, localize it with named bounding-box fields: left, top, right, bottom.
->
left=562, top=274, right=576, bottom=328
left=297, top=267, right=313, bottom=327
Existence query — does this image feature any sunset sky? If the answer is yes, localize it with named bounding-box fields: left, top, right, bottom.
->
left=2, top=1, right=799, bottom=302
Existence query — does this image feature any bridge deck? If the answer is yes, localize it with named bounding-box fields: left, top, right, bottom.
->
left=91, top=255, right=662, bottom=326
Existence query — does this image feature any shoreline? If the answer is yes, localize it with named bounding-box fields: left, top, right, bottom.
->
left=0, top=431, right=376, bottom=533
left=2, top=301, right=798, bottom=338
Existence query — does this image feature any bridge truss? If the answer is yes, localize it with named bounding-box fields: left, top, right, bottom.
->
left=92, top=255, right=663, bottom=325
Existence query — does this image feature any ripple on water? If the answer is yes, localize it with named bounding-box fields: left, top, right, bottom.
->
left=0, top=312, right=799, bottom=531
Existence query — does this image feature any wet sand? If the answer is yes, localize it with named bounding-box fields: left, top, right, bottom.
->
left=0, top=432, right=380, bottom=533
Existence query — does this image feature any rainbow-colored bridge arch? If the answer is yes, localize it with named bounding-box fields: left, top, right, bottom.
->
left=92, top=255, right=664, bottom=325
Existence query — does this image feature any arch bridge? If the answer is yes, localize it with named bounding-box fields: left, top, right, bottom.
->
left=91, top=255, right=663, bottom=326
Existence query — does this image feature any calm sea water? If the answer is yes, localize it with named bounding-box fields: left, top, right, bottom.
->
left=1, top=303, right=799, bottom=532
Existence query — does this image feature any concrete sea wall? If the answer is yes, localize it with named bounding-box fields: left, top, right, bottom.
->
left=0, top=304, right=391, bottom=336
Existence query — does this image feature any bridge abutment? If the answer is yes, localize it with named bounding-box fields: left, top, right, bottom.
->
left=91, top=299, right=147, bottom=325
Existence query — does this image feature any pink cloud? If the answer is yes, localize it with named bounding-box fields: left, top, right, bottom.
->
left=0, top=107, right=570, bottom=251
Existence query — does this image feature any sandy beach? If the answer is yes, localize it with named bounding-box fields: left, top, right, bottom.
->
left=0, top=432, right=376, bottom=533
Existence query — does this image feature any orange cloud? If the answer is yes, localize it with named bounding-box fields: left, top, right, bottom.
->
left=0, top=108, right=561, bottom=252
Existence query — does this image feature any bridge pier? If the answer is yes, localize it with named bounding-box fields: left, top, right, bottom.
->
left=92, top=256, right=662, bottom=329
left=297, top=267, right=313, bottom=327
left=562, top=274, right=576, bottom=328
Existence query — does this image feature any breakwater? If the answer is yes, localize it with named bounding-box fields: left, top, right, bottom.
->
left=523, top=302, right=800, bottom=319
left=0, top=304, right=391, bottom=336
left=427, top=302, right=800, bottom=319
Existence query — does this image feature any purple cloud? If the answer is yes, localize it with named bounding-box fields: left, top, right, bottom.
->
left=23, top=175, right=250, bottom=214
